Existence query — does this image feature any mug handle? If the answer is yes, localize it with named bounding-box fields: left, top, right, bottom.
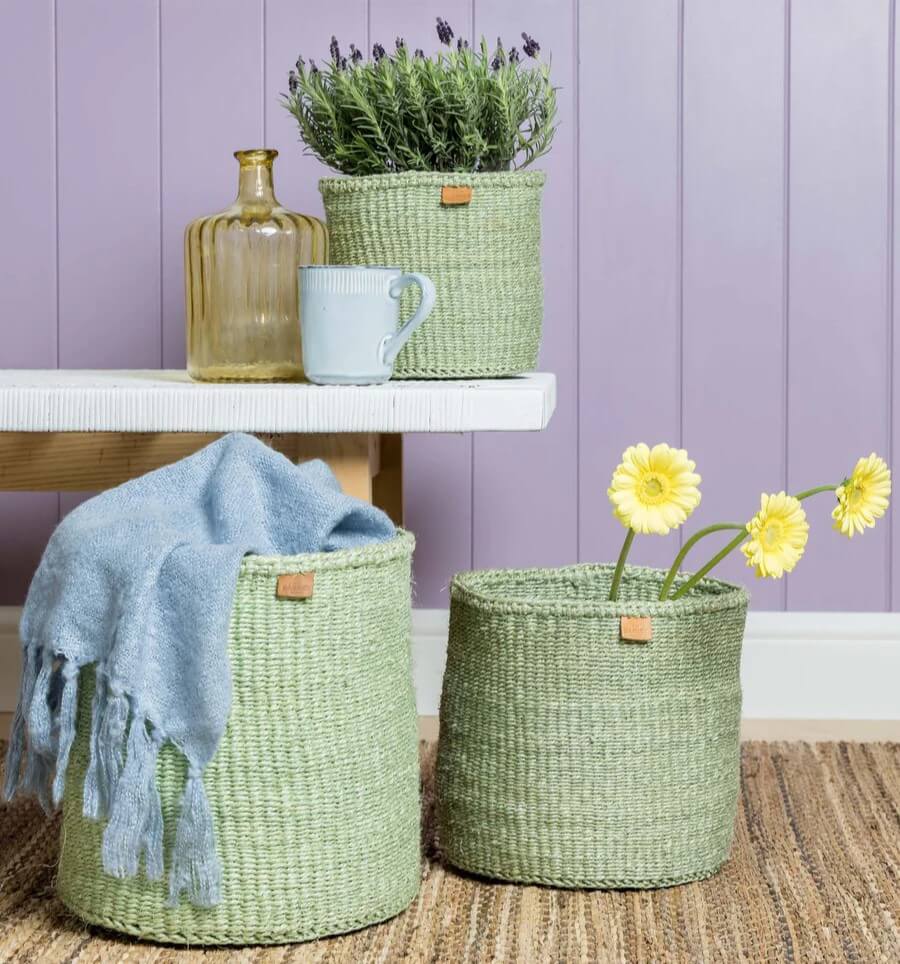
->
left=379, top=273, right=437, bottom=366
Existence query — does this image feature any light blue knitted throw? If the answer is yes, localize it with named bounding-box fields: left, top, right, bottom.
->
left=3, top=433, right=396, bottom=908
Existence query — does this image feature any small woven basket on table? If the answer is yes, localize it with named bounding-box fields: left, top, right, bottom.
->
left=57, top=532, right=421, bottom=946
left=319, top=171, right=545, bottom=379
left=435, top=562, right=748, bottom=889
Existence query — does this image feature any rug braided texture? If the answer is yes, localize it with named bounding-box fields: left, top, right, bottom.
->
left=1, top=741, right=898, bottom=963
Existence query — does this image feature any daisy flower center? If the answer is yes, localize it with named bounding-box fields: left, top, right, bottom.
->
left=640, top=473, right=669, bottom=504
left=762, top=521, right=782, bottom=549
left=846, top=482, right=864, bottom=506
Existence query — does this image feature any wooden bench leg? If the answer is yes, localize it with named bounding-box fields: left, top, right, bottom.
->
left=373, top=434, right=403, bottom=526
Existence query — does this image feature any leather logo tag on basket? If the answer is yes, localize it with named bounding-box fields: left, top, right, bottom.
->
left=276, top=572, right=314, bottom=600
left=620, top=615, right=652, bottom=643
left=441, top=185, right=473, bottom=206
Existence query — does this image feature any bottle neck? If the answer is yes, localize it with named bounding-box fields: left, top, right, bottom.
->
left=234, top=149, right=278, bottom=205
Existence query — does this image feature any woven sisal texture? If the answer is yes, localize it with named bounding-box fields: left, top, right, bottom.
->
left=320, top=171, right=545, bottom=379
left=55, top=532, right=421, bottom=946
left=1, top=742, right=899, bottom=962
left=437, top=563, right=749, bottom=888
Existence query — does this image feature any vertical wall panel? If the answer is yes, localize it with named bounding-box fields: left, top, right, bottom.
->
left=681, top=0, right=787, bottom=609
left=1, top=1, right=57, bottom=369
left=894, top=0, right=899, bottom=612
left=56, top=0, right=163, bottom=521
left=369, top=0, right=474, bottom=606
left=578, top=0, right=681, bottom=571
left=0, top=0, right=59, bottom=602
left=370, top=1, right=463, bottom=49
left=788, top=0, right=891, bottom=610
left=471, top=0, right=579, bottom=574
left=56, top=0, right=161, bottom=368
left=264, top=0, right=367, bottom=218
left=160, top=0, right=263, bottom=368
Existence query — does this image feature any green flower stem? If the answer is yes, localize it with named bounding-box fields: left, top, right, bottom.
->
left=668, top=483, right=839, bottom=601
left=608, top=529, right=635, bottom=601
left=658, top=524, right=746, bottom=601
left=794, top=484, right=838, bottom=501
left=670, top=531, right=747, bottom=600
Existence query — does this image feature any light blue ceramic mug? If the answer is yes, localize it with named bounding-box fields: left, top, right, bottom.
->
left=299, top=265, right=437, bottom=385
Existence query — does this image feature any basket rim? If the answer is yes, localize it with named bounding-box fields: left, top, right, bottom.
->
left=450, top=562, right=749, bottom=619
left=239, top=528, right=413, bottom=575
left=319, top=169, right=547, bottom=193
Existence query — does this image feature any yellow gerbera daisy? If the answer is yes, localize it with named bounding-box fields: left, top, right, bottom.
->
left=742, top=492, right=809, bottom=579
left=831, top=453, right=892, bottom=537
left=607, top=443, right=701, bottom=535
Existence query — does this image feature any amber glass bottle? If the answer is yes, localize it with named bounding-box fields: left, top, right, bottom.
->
left=185, top=149, right=327, bottom=381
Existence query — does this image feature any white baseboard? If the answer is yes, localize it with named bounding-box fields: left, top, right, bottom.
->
left=2, top=607, right=899, bottom=720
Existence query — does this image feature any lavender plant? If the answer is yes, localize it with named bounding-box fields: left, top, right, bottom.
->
left=282, top=19, right=557, bottom=175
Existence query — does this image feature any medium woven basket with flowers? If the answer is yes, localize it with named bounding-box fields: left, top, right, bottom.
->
left=436, top=446, right=892, bottom=888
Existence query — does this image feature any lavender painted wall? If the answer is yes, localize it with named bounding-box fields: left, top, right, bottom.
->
left=1, top=0, right=897, bottom=612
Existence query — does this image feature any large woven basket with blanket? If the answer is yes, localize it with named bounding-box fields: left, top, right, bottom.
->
left=435, top=562, right=748, bottom=889
left=57, top=531, right=420, bottom=945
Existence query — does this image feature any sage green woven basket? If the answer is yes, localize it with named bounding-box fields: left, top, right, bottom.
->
left=57, top=532, right=421, bottom=946
left=319, top=171, right=545, bottom=379
left=435, top=563, right=748, bottom=889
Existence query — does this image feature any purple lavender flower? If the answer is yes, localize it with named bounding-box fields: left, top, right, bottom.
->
left=508, top=46, right=520, bottom=64
left=349, top=43, right=363, bottom=64
left=372, top=42, right=386, bottom=62
left=457, top=37, right=469, bottom=52
left=436, top=17, right=454, bottom=45
left=329, top=36, right=341, bottom=63
left=288, top=70, right=299, bottom=93
left=395, top=36, right=405, bottom=50
left=492, top=38, right=504, bottom=70
left=521, top=32, right=540, bottom=58
left=414, top=48, right=425, bottom=59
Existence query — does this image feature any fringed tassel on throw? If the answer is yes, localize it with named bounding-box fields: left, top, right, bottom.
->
left=82, top=669, right=109, bottom=819
left=143, top=778, right=165, bottom=881
left=2, top=645, right=39, bottom=801
left=23, top=752, right=53, bottom=814
left=25, top=650, right=55, bottom=756
left=22, top=650, right=57, bottom=813
left=95, top=686, right=129, bottom=815
left=167, top=766, right=222, bottom=908
left=101, top=710, right=164, bottom=880
left=51, top=661, right=79, bottom=806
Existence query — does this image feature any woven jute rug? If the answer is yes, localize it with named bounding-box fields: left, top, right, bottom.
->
left=1, top=741, right=898, bottom=963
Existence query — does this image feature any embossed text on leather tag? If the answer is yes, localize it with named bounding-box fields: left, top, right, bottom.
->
left=620, top=615, right=652, bottom=643
left=276, top=572, right=315, bottom=600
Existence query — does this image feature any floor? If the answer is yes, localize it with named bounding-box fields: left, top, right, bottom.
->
left=1, top=741, right=898, bottom=962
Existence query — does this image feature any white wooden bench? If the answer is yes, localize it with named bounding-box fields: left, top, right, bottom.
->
left=0, top=370, right=556, bottom=522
